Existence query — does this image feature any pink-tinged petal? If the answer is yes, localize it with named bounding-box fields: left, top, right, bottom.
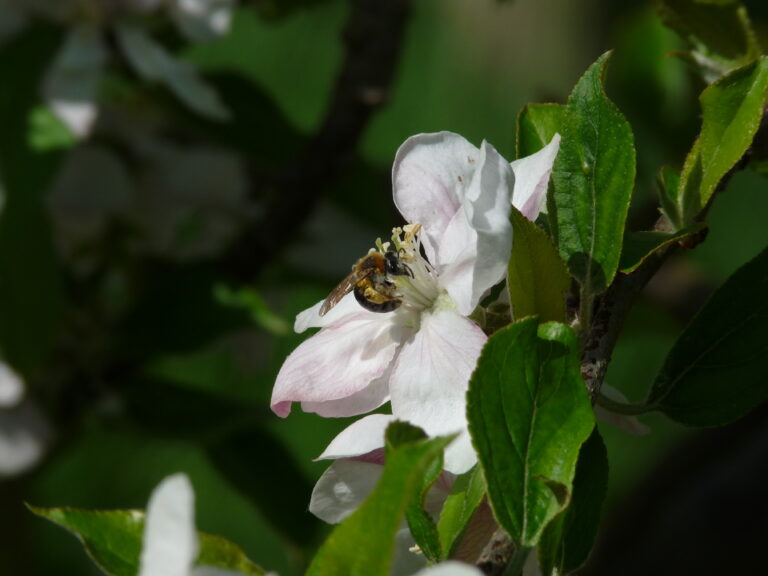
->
left=272, top=317, right=408, bottom=418
left=294, top=292, right=368, bottom=333
left=596, top=384, right=650, bottom=436
left=438, top=141, right=513, bottom=314
left=139, top=474, right=198, bottom=576
left=301, top=366, right=390, bottom=417
left=393, top=132, right=480, bottom=264
left=390, top=309, right=486, bottom=474
left=309, top=459, right=383, bottom=524
left=510, top=134, right=561, bottom=221
left=317, top=414, right=396, bottom=460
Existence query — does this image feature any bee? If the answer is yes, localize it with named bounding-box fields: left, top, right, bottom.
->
left=319, top=250, right=413, bottom=316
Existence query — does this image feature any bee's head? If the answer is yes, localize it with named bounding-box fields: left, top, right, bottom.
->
left=385, top=251, right=413, bottom=278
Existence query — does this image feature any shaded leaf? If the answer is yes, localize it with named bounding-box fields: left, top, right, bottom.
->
left=655, top=0, right=761, bottom=82
left=437, top=465, right=487, bottom=559
left=29, top=505, right=265, bottom=576
left=648, top=244, right=768, bottom=425
left=516, top=103, right=564, bottom=159
left=467, top=318, right=595, bottom=547
left=550, top=52, right=636, bottom=296
left=538, top=429, right=608, bottom=575
left=508, top=206, right=570, bottom=322
left=619, top=223, right=707, bottom=273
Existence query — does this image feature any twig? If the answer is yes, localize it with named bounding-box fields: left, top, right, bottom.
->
left=222, top=0, right=411, bottom=280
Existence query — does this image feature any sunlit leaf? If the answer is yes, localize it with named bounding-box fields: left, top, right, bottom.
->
left=307, top=422, right=452, bottom=576
left=29, top=506, right=265, bottom=576
left=550, top=52, right=636, bottom=296
left=467, top=318, right=594, bottom=547
left=516, top=103, right=564, bottom=159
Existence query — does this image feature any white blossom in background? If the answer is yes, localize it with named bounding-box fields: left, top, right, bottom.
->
left=272, top=132, right=561, bottom=476
left=140, top=473, right=251, bottom=576
left=0, top=0, right=233, bottom=137
left=47, top=134, right=249, bottom=264
left=0, top=361, right=51, bottom=477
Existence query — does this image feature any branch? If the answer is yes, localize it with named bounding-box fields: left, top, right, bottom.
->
left=222, top=0, right=411, bottom=280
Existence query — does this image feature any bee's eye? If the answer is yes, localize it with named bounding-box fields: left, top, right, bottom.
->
left=384, top=252, right=400, bottom=274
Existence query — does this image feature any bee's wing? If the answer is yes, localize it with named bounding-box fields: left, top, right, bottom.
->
left=319, top=268, right=371, bottom=316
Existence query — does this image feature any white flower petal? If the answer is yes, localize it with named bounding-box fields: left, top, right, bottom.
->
left=115, top=24, right=229, bottom=120
left=301, top=365, right=390, bottom=418
left=309, top=459, right=384, bottom=524
left=294, top=292, right=369, bottom=333
left=316, top=414, right=396, bottom=461
left=0, top=362, right=23, bottom=407
left=393, top=132, right=480, bottom=265
left=0, top=400, right=50, bottom=476
left=271, top=317, right=408, bottom=418
left=413, top=560, right=484, bottom=576
left=171, top=0, right=233, bottom=42
left=43, top=27, right=106, bottom=138
left=389, top=309, right=486, bottom=474
left=139, top=473, right=198, bottom=576
left=510, top=134, right=561, bottom=221
left=596, top=384, right=650, bottom=436
left=438, top=140, right=513, bottom=314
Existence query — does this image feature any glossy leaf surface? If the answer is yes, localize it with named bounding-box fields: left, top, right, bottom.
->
left=550, top=52, right=636, bottom=295
left=467, top=318, right=594, bottom=547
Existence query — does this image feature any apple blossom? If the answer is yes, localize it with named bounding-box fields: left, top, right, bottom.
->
left=0, top=0, right=232, bottom=137
left=272, top=132, right=561, bottom=475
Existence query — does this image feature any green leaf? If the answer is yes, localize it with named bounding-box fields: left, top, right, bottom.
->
left=404, top=449, right=444, bottom=563
left=670, top=58, right=768, bottom=227
left=437, top=465, right=487, bottom=559
left=655, top=0, right=761, bottom=81
left=307, top=423, right=453, bottom=576
left=657, top=165, right=684, bottom=228
left=467, top=318, right=595, bottom=547
left=550, top=52, right=636, bottom=296
left=508, top=206, right=570, bottom=322
left=516, top=103, right=564, bottom=159
left=28, top=505, right=265, bottom=576
left=648, top=244, right=768, bottom=426
left=27, top=106, right=77, bottom=151
left=384, top=422, right=444, bottom=563
left=538, top=429, right=608, bottom=575
left=698, top=57, right=768, bottom=205
left=619, top=223, right=707, bottom=274
left=213, top=284, right=291, bottom=335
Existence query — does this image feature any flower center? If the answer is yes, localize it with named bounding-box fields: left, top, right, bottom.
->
left=385, top=224, right=441, bottom=312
